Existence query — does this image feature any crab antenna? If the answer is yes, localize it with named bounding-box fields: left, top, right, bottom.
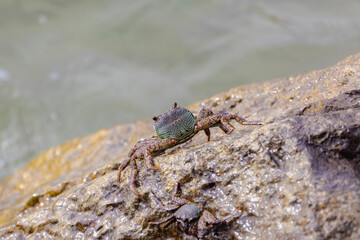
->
left=173, top=102, right=177, bottom=108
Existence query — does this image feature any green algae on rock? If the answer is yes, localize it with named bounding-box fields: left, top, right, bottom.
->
left=1, top=53, right=360, bottom=239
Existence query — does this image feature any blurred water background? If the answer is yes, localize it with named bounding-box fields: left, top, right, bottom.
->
left=0, top=1, right=359, bottom=180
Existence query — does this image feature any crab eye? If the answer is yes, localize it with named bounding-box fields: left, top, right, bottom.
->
left=152, top=116, right=159, bottom=122
left=173, top=102, right=177, bottom=108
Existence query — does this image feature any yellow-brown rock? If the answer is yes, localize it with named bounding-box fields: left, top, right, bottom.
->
left=0, top=54, right=359, bottom=239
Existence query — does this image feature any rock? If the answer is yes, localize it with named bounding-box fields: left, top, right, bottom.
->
left=1, top=53, right=360, bottom=239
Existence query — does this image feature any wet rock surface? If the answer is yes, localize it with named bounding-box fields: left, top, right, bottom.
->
left=1, top=53, right=360, bottom=239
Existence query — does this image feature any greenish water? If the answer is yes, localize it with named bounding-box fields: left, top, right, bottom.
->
left=0, top=0, right=359, bottom=180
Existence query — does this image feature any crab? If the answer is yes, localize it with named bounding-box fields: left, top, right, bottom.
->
left=118, top=102, right=262, bottom=195
left=149, top=178, right=240, bottom=238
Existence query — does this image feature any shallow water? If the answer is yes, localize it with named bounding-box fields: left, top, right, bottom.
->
left=1, top=0, right=360, bottom=180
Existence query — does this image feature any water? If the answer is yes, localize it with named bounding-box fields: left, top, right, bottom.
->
left=0, top=0, right=359, bottom=180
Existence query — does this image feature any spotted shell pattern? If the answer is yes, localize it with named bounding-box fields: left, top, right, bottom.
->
left=154, top=107, right=197, bottom=140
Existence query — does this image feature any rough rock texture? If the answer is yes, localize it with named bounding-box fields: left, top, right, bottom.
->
left=0, top=53, right=360, bottom=239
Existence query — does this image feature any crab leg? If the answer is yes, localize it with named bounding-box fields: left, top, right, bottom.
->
left=227, top=114, right=262, bottom=126
left=150, top=190, right=186, bottom=211
left=221, top=114, right=262, bottom=134
left=127, top=146, right=138, bottom=158
left=203, top=124, right=232, bottom=141
left=195, top=114, right=226, bottom=132
left=148, top=215, right=176, bottom=228
left=129, top=156, right=141, bottom=196
left=203, top=128, right=211, bottom=142
left=118, top=143, right=141, bottom=182
left=148, top=190, right=181, bottom=229
left=196, top=113, right=262, bottom=135
left=144, top=150, right=159, bottom=171
left=220, top=119, right=236, bottom=134
left=197, top=109, right=215, bottom=141
left=170, top=178, right=191, bottom=205
left=149, top=190, right=166, bottom=207
left=118, top=157, right=131, bottom=182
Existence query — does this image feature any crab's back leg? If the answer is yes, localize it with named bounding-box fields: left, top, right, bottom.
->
left=172, top=197, right=190, bottom=206
left=145, top=138, right=178, bottom=171
left=118, top=156, right=130, bottom=182
left=196, top=115, right=222, bottom=132
left=204, top=128, right=211, bottom=142
left=227, top=114, right=263, bottom=126
left=207, top=114, right=263, bottom=134
left=219, top=124, right=231, bottom=134
left=197, top=109, right=212, bottom=141
left=170, top=178, right=190, bottom=205
left=150, top=190, right=185, bottom=211
left=220, top=118, right=235, bottom=134
left=197, top=109, right=229, bottom=141
left=202, top=120, right=230, bottom=141
left=197, top=108, right=213, bottom=120
left=148, top=214, right=176, bottom=228
left=144, top=150, right=159, bottom=171
left=196, top=114, right=237, bottom=137
left=118, top=143, right=141, bottom=182
left=220, top=114, right=263, bottom=134
left=148, top=138, right=179, bottom=152
left=150, top=190, right=166, bottom=208
left=129, top=155, right=141, bottom=196
left=128, top=146, right=137, bottom=157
